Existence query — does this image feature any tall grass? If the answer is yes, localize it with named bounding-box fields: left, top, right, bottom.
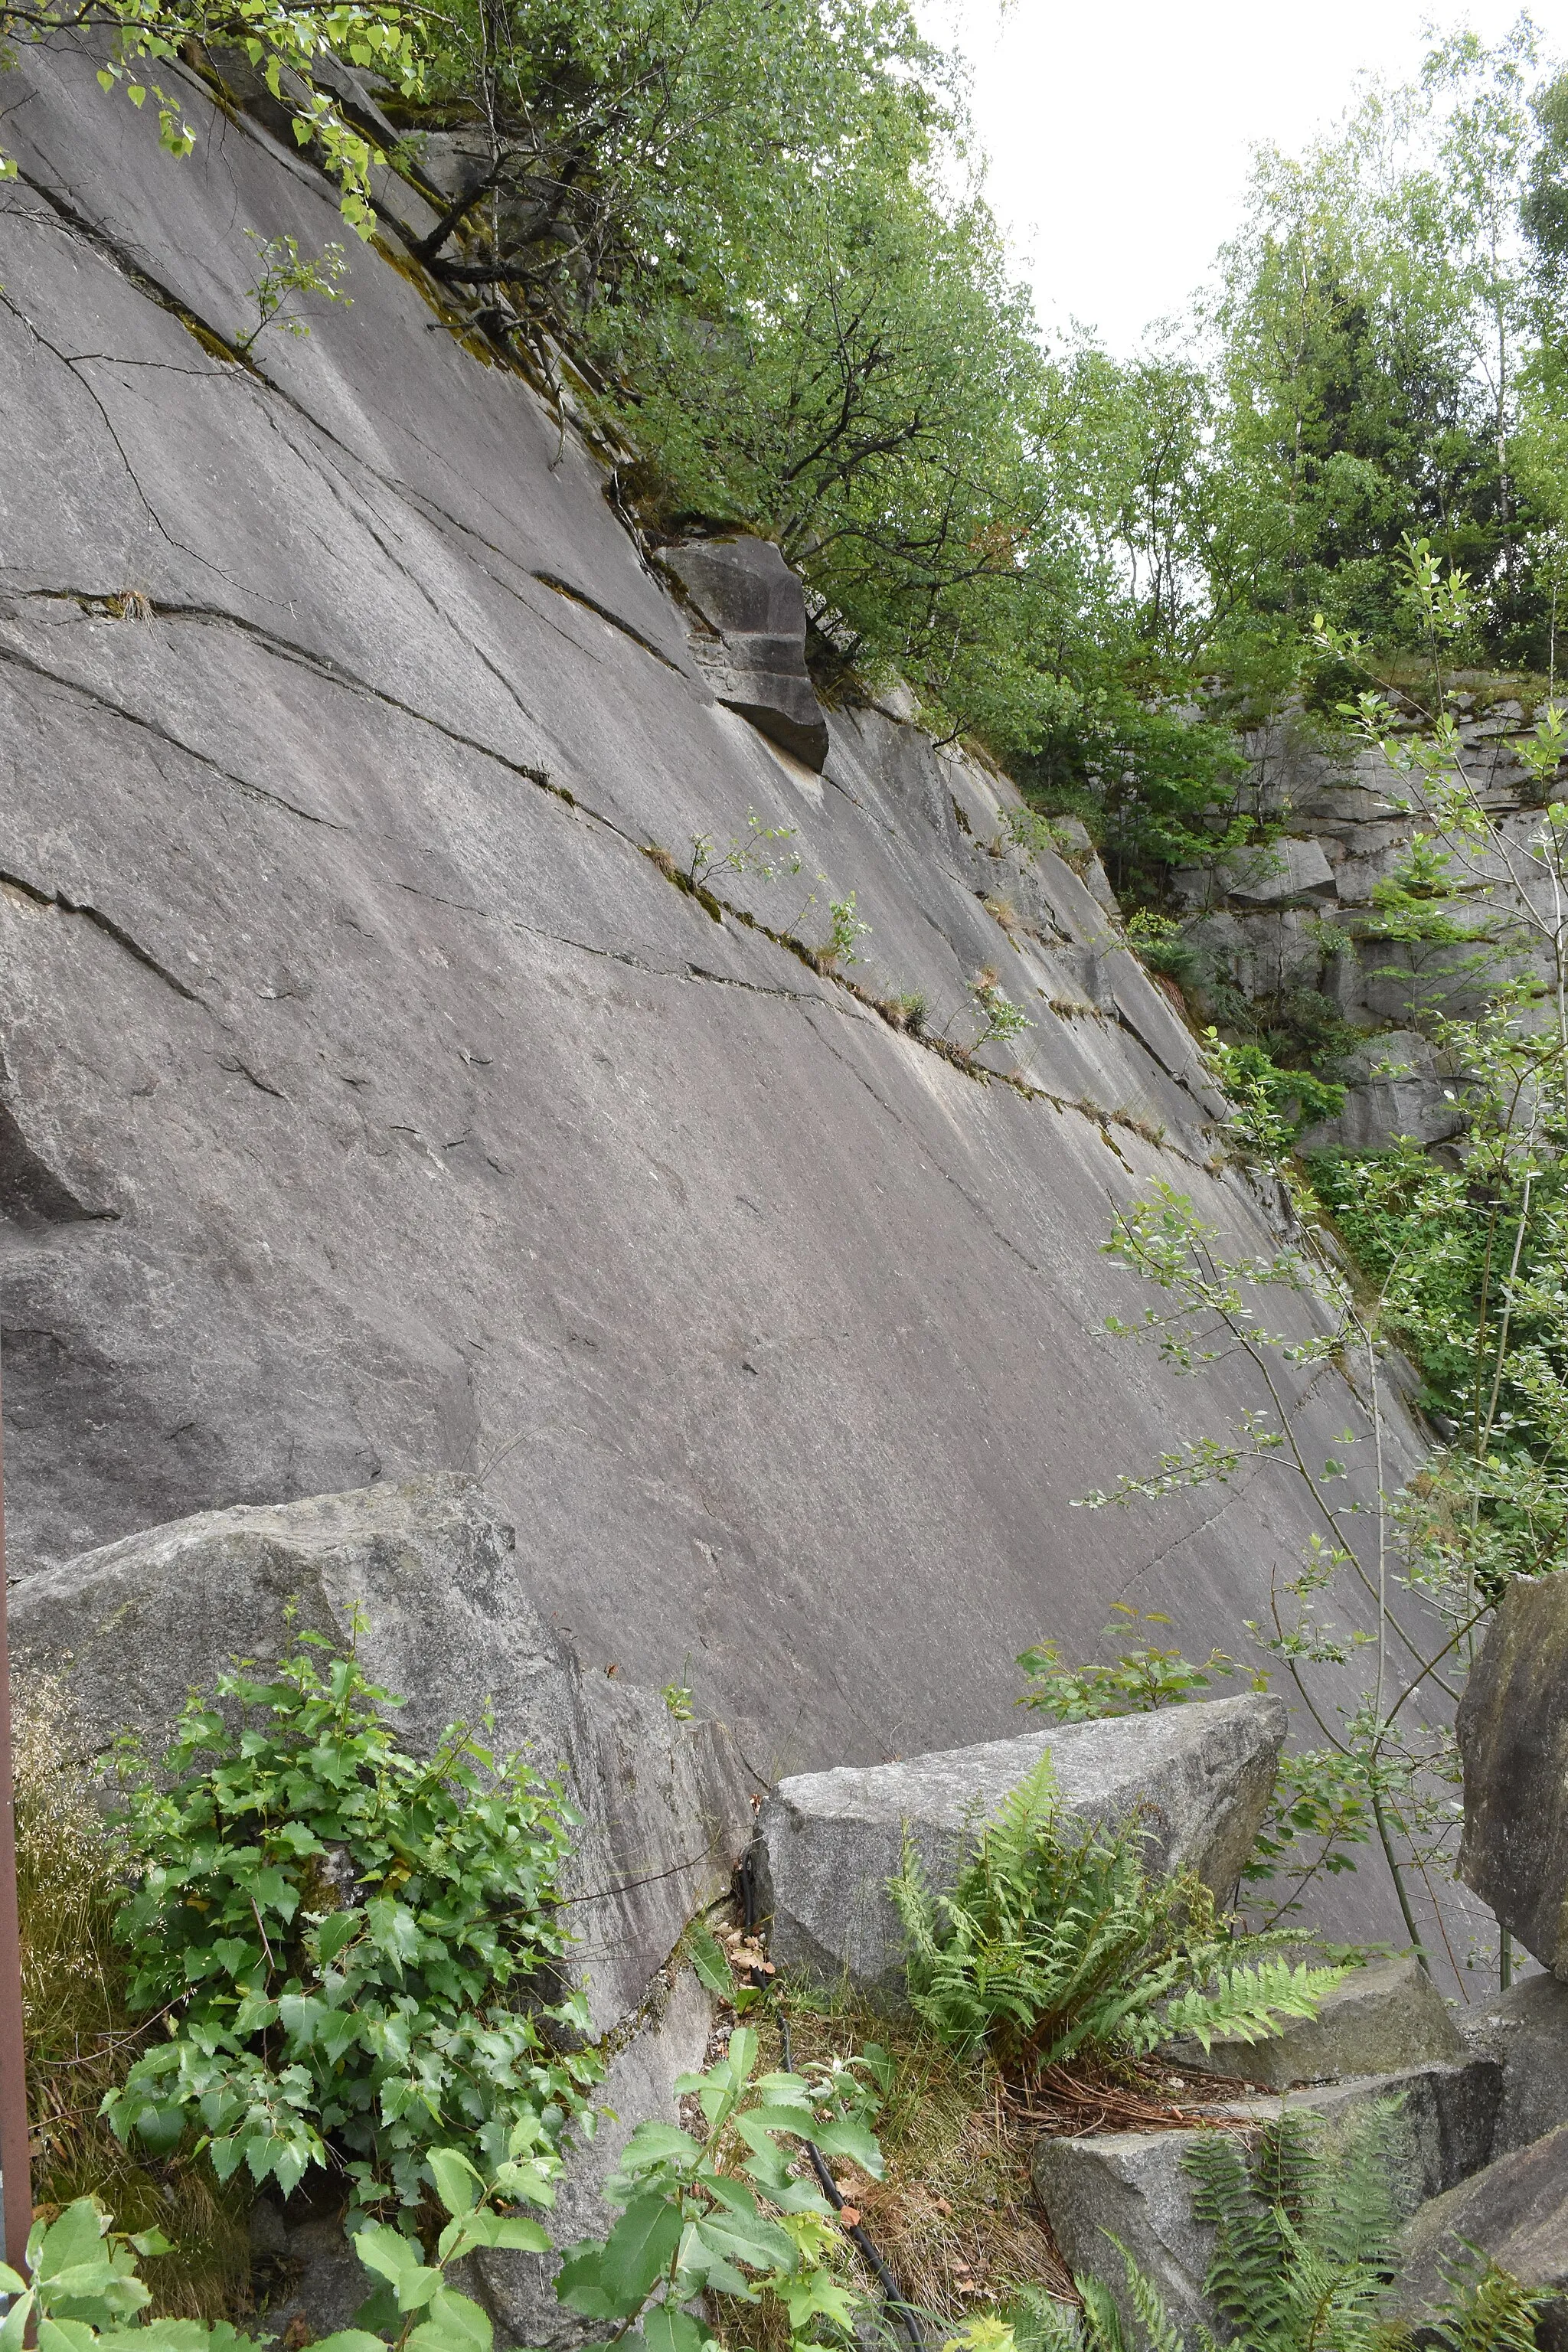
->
left=15, top=1674, right=250, bottom=2321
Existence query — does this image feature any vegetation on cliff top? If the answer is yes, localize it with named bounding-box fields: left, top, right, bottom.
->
left=14, top=0, right=1568, bottom=888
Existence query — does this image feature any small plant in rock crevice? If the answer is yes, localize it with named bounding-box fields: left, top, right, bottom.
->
left=818, top=891, right=871, bottom=970
left=236, top=230, right=352, bottom=355
left=103, top=1628, right=598, bottom=2220
left=962, top=968, right=1031, bottom=1055
left=682, top=812, right=803, bottom=897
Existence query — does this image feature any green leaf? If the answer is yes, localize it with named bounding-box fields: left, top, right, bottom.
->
left=619, top=2122, right=701, bottom=2173
left=600, top=2194, right=683, bottom=2308
left=685, top=1922, right=732, bottom=1999
left=641, top=2308, right=708, bottom=2352
left=812, top=2114, right=885, bottom=2177
left=352, top=2224, right=442, bottom=2311
left=690, top=2205, right=796, bottom=2275
left=554, top=2244, right=627, bottom=2323
left=316, top=1909, right=361, bottom=1965
left=404, top=2287, right=494, bottom=2352
left=427, top=2147, right=483, bottom=2221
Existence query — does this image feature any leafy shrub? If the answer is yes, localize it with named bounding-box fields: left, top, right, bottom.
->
left=1206, top=1037, right=1348, bottom=1148
left=1017, top=1606, right=1249, bottom=1720
left=103, top=1634, right=596, bottom=2217
left=555, top=2025, right=885, bottom=2351
left=0, top=2128, right=558, bottom=2352
left=1123, top=911, right=1202, bottom=987
left=890, top=1758, right=1343, bottom=2073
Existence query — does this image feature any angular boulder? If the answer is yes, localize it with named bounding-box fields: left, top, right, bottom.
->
left=662, top=536, right=830, bottom=769
left=1034, top=2054, right=1501, bottom=2337
left=11, top=1473, right=756, bottom=2034
left=1461, top=1971, right=1568, bottom=2158
left=1034, top=2125, right=1219, bottom=2338
left=1394, top=2125, right=1568, bottom=2350
left=1164, top=1955, right=1462, bottom=2089
left=756, top=1694, right=1285, bottom=2000
left=1457, top=1574, right=1568, bottom=1975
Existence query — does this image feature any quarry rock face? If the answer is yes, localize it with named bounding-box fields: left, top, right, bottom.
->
left=660, top=537, right=831, bottom=769
left=0, top=45, right=1434, bottom=1966
left=756, top=1694, right=1286, bottom=1998
left=1457, top=1573, right=1568, bottom=1974
left=11, top=1474, right=753, bottom=2036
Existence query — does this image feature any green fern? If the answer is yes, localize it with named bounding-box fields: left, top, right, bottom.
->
left=891, top=1756, right=1344, bottom=2070
left=1009, top=2107, right=1542, bottom=2352
left=1429, top=2246, right=1549, bottom=2352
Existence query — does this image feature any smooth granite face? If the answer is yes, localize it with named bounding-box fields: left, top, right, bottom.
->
left=0, top=41, right=1442, bottom=1954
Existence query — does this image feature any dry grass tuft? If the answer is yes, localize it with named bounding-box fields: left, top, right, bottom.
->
left=16, top=1674, right=251, bottom=2321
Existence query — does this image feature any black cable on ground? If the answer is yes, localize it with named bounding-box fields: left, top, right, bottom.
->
left=731, top=1847, right=926, bottom=2347
left=773, top=1996, right=928, bottom=2352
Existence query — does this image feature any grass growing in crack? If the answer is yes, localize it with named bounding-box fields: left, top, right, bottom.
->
left=704, top=1978, right=1072, bottom=2352
left=17, top=1675, right=251, bottom=2322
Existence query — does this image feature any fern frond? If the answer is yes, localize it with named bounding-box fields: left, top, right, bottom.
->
left=1428, top=2245, right=1547, bottom=2352
left=1184, top=2128, right=1296, bottom=2344
left=1009, top=2285, right=1090, bottom=2352
left=1109, top=2237, right=1187, bottom=2352
left=1148, top=1961, right=1348, bottom=2056
left=1076, top=2275, right=1131, bottom=2352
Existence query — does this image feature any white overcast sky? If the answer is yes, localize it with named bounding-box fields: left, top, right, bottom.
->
left=923, top=1, right=1568, bottom=354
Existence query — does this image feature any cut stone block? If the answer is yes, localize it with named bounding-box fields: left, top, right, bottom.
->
left=1394, top=2124, right=1568, bottom=2352
left=1163, top=1955, right=1462, bottom=2089
left=662, top=537, right=830, bottom=769
left=1458, top=1573, right=1568, bottom=1975
left=756, top=1694, right=1285, bottom=2001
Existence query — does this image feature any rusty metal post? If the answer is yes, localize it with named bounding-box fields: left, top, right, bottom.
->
left=0, top=1347, right=31, bottom=2276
